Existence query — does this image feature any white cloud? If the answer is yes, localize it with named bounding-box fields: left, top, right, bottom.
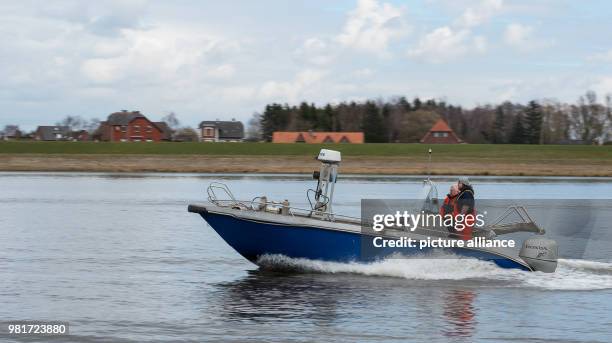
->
left=294, top=37, right=335, bottom=65
left=79, top=27, right=240, bottom=85
left=37, top=0, right=149, bottom=36
left=407, top=26, right=485, bottom=63
left=591, top=76, right=612, bottom=96
left=336, top=0, right=407, bottom=55
left=406, top=0, right=499, bottom=63
left=504, top=23, right=532, bottom=48
left=81, top=58, right=121, bottom=83
left=473, top=35, right=487, bottom=52
left=353, top=68, right=374, bottom=77
left=588, top=49, right=612, bottom=62
left=259, top=69, right=326, bottom=102
left=206, top=64, right=236, bottom=79
left=503, top=23, right=552, bottom=51
left=457, top=0, right=504, bottom=28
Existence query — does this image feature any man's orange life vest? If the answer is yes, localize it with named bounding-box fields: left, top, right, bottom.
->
left=440, top=194, right=457, bottom=217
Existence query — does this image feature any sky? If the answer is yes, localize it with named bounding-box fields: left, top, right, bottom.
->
left=2, top=0, right=612, bottom=130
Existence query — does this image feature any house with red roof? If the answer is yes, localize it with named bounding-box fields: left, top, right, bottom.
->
left=420, top=119, right=463, bottom=144
left=272, top=131, right=364, bottom=144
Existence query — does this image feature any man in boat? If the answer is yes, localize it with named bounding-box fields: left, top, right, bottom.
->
left=455, top=177, right=475, bottom=240
left=440, top=184, right=460, bottom=237
left=440, top=184, right=459, bottom=217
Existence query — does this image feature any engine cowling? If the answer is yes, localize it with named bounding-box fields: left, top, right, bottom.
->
left=519, top=238, right=558, bottom=273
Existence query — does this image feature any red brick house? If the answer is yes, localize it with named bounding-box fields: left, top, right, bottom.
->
left=94, top=110, right=171, bottom=142
left=420, top=119, right=463, bottom=144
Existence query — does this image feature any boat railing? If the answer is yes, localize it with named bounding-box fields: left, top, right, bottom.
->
left=205, top=183, right=542, bottom=238
left=206, top=182, right=360, bottom=222
left=208, top=198, right=362, bottom=222
left=488, top=205, right=545, bottom=235
left=207, top=182, right=237, bottom=203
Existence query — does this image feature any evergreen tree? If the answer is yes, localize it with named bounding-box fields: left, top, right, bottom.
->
left=492, top=105, right=505, bottom=143
left=398, top=96, right=412, bottom=112
left=524, top=100, right=543, bottom=144
left=413, top=97, right=422, bottom=110
left=510, top=113, right=526, bottom=144
left=260, top=103, right=289, bottom=141
left=381, top=104, right=392, bottom=141
left=298, top=102, right=312, bottom=123
left=362, top=101, right=386, bottom=143
left=317, top=104, right=334, bottom=131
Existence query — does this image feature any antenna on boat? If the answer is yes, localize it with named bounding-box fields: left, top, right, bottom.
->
left=426, top=148, right=432, bottom=182
left=421, top=147, right=439, bottom=213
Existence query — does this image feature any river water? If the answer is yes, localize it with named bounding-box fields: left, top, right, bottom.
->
left=1, top=172, right=612, bottom=342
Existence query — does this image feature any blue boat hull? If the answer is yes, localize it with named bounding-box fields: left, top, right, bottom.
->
left=198, top=210, right=532, bottom=272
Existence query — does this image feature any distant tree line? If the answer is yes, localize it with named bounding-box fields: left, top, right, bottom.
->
left=248, top=91, right=612, bottom=144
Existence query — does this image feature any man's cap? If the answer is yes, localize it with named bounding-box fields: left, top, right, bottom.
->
left=458, top=176, right=470, bottom=186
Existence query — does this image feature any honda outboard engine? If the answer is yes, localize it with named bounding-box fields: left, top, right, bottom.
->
left=519, top=238, right=558, bottom=273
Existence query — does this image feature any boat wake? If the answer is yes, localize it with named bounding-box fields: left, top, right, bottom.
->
left=256, top=254, right=612, bottom=291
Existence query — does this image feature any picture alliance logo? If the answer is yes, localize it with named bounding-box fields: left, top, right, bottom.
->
left=371, top=211, right=486, bottom=232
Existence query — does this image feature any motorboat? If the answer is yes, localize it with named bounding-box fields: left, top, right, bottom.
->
left=188, top=149, right=558, bottom=272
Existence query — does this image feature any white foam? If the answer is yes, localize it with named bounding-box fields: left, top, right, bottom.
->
left=521, top=259, right=612, bottom=291
left=257, top=255, right=612, bottom=291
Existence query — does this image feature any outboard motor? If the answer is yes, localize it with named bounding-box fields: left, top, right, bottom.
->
left=309, top=149, right=341, bottom=217
left=519, top=238, right=558, bottom=273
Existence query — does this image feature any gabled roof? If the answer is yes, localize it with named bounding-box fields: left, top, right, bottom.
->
left=36, top=126, right=70, bottom=140
left=199, top=120, right=244, bottom=139
left=154, top=122, right=172, bottom=140
left=106, top=110, right=145, bottom=125
left=272, top=131, right=364, bottom=144
left=420, top=118, right=463, bottom=144
left=428, top=119, right=453, bottom=132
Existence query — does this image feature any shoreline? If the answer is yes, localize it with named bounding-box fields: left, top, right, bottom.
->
left=1, top=154, right=611, bottom=177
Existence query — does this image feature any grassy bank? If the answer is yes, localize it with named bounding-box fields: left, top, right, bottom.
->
left=1, top=142, right=611, bottom=176
left=1, top=141, right=611, bottom=159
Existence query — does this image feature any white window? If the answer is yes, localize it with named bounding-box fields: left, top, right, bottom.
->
left=433, top=132, right=448, bottom=138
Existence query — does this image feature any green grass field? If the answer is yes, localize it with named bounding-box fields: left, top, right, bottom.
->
left=1, top=141, right=611, bottom=161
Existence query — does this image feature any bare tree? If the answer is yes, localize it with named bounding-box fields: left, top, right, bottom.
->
left=245, top=112, right=262, bottom=141
left=162, top=112, right=180, bottom=130
left=56, top=115, right=85, bottom=131
left=85, top=118, right=101, bottom=132
left=173, top=127, right=199, bottom=142
left=569, top=91, right=608, bottom=144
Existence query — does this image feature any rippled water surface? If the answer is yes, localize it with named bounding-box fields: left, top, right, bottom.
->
left=1, top=172, right=612, bottom=342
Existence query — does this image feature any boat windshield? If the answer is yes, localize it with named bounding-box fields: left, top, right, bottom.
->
left=420, top=180, right=439, bottom=214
